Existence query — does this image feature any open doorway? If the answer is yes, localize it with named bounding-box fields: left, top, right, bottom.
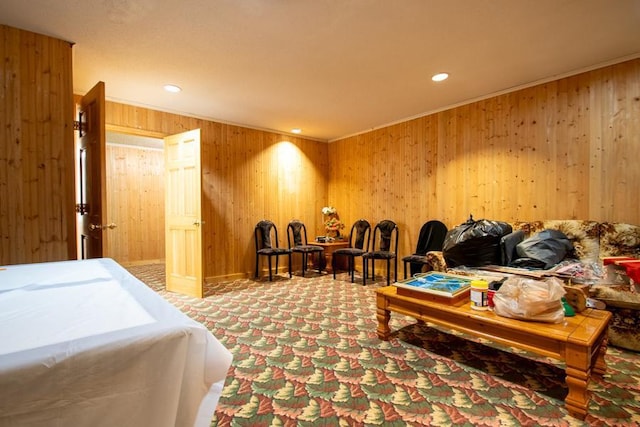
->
left=105, top=131, right=165, bottom=266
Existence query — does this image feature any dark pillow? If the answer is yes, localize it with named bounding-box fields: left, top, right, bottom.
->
left=500, top=230, right=525, bottom=266
left=512, top=229, right=574, bottom=269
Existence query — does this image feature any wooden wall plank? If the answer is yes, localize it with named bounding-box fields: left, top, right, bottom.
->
left=105, top=143, right=165, bottom=264
left=100, top=58, right=638, bottom=281
left=7, top=26, right=637, bottom=276
left=104, top=102, right=329, bottom=280
left=332, top=58, right=640, bottom=266
left=0, top=25, right=74, bottom=266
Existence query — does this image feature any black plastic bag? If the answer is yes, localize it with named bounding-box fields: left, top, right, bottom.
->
left=511, top=229, right=574, bottom=269
left=442, top=217, right=512, bottom=267
left=500, top=230, right=525, bottom=266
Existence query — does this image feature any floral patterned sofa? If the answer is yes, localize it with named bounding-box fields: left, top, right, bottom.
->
left=424, top=220, right=640, bottom=351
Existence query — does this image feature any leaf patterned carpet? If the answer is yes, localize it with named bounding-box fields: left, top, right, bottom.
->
left=126, top=264, right=640, bottom=427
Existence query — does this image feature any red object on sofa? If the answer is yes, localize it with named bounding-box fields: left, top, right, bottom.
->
left=602, top=256, right=636, bottom=266
left=618, top=260, right=640, bottom=283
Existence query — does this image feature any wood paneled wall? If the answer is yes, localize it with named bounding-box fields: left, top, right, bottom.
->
left=106, top=58, right=639, bottom=280
left=6, top=25, right=636, bottom=278
left=0, top=25, right=75, bottom=265
left=329, top=58, right=640, bottom=265
left=105, top=143, right=165, bottom=265
left=104, top=102, right=329, bottom=280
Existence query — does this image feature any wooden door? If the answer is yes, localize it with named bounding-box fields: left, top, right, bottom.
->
left=77, top=82, right=108, bottom=259
left=164, top=129, right=203, bottom=297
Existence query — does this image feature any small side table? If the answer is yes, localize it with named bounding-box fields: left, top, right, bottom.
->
left=312, top=241, right=349, bottom=272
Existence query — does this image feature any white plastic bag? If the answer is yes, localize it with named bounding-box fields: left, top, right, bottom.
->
left=492, top=276, right=566, bottom=323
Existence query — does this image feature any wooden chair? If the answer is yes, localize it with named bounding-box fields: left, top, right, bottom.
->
left=332, top=219, right=371, bottom=283
left=287, top=220, right=324, bottom=277
left=402, top=220, right=448, bottom=278
left=363, top=220, right=399, bottom=286
left=254, top=220, right=291, bottom=281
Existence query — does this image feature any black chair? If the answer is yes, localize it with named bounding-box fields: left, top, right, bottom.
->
left=332, top=219, right=371, bottom=283
left=287, top=220, right=324, bottom=277
left=363, top=220, right=399, bottom=286
left=254, top=220, right=292, bottom=281
left=402, top=220, right=448, bottom=278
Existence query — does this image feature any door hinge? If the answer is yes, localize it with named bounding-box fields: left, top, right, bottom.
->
left=74, top=111, right=86, bottom=136
left=75, top=203, right=89, bottom=214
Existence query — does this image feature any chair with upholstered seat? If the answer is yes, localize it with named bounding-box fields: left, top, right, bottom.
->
left=287, top=220, right=324, bottom=277
left=332, top=219, right=371, bottom=283
left=363, top=220, right=399, bottom=286
left=402, top=220, right=448, bottom=279
left=254, top=220, right=292, bottom=281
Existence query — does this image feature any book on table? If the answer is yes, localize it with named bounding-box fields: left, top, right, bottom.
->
left=395, top=272, right=474, bottom=305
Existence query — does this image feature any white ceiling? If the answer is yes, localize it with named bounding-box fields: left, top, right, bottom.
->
left=2, top=0, right=640, bottom=141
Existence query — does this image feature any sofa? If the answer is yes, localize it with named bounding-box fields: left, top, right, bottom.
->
left=424, top=220, right=640, bottom=351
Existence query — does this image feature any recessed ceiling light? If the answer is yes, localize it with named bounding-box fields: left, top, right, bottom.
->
left=163, top=84, right=182, bottom=93
left=291, top=128, right=302, bottom=134
left=431, top=73, right=449, bottom=82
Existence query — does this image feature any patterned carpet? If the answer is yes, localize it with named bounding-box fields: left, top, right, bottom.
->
left=126, top=264, right=640, bottom=427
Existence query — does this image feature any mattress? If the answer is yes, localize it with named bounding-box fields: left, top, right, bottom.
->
left=0, top=258, right=232, bottom=427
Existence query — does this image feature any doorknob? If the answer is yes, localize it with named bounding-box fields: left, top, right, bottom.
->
left=89, top=223, right=117, bottom=231
left=193, top=220, right=205, bottom=226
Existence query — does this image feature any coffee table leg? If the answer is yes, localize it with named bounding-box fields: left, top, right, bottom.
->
left=592, top=336, right=608, bottom=376
left=565, top=338, right=598, bottom=420
left=565, top=364, right=589, bottom=420
left=376, top=294, right=391, bottom=340
left=565, top=330, right=609, bottom=419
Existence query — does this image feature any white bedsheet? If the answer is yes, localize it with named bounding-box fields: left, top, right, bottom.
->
left=0, top=258, right=232, bottom=427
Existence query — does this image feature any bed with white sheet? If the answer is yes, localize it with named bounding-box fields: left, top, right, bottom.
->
left=0, top=258, right=232, bottom=427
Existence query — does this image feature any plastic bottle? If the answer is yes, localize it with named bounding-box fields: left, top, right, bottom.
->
left=470, top=279, right=489, bottom=311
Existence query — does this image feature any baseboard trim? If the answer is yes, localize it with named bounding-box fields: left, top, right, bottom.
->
left=119, top=259, right=165, bottom=267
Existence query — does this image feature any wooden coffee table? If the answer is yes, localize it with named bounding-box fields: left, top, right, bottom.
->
left=375, top=286, right=611, bottom=419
